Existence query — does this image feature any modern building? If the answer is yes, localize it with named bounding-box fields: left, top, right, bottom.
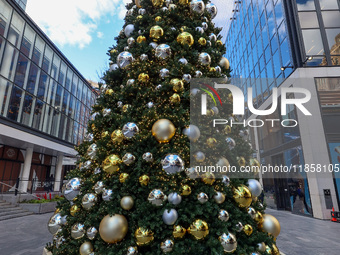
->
left=0, top=0, right=96, bottom=196
left=223, top=0, right=340, bottom=219
left=14, top=0, right=26, bottom=10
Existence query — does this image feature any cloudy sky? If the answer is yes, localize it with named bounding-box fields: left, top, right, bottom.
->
left=26, top=0, right=234, bottom=83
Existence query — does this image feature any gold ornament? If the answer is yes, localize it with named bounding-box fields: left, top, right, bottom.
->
left=254, top=211, right=264, bottom=223
left=244, top=224, right=253, bottom=236
left=138, top=73, right=149, bottom=82
left=220, top=57, right=230, bottom=70
left=266, top=245, right=272, bottom=255
left=110, top=49, right=117, bottom=54
left=119, top=173, right=129, bottom=183
left=179, top=0, right=188, bottom=4
left=238, top=156, right=246, bottom=166
left=137, top=36, right=147, bottom=43
left=180, top=26, right=188, bottom=32
left=120, top=196, right=134, bottom=210
left=54, top=208, right=61, bottom=214
left=139, top=175, right=150, bottom=186
left=177, top=32, right=194, bottom=46
left=173, top=225, right=186, bottom=239
left=206, top=137, right=217, bottom=148
left=135, top=227, right=154, bottom=246
left=198, top=37, right=207, bottom=46
left=99, top=214, right=128, bottom=244
left=272, top=244, right=280, bottom=255
left=70, top=205, right=80, bottom=216
left=105, top=89, right=114, bottom=95
left=201, top=172, right=215, bottom=185
left=136, top=15, right=143, bottom=20
left=152, top=119, right=176, bottom=143
left=135, top=0, right=142, bottom=8
left=102, top=155, right=122, bottom=174
left=262, top=214, right=281, bottom=238
left=171, top=79, right=184, bottom=92
left=79, top=241, right=93, bottom=255
left=209, top=67, right=216, bottom=72
left=155, top=16, right=162, bottom=22
left=188, top=219, right=209, bottom=240
left=181, top=185, right=191, bottom=196
left=150, top=26, right=164, bottom=41
left=111, top=130, right=124, bottom=143
left=101, top=131, right=109, bottom=138
left=233, top=184, right=252, bottom=208
left=170, top=93, right=181, bottom=104
left=122, top=104, right=131, bottom=112
left=216, top=40, right=223, bottom=46
left=152, top=0, right=164, bottom=7
left=224, top=125, right=232, bottom=134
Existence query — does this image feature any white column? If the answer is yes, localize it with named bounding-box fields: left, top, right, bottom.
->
left=20, top=147, right=33, bottom=192
left=54, top=153, right=64, bottom=192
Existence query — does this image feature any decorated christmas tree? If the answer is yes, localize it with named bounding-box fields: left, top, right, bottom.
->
left=47, top=0, right=281, bottom=254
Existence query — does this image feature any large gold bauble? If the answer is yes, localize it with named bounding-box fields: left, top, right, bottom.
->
left=106, top=89, right=114, bottom=95
left=206, top=137, right=217, bottom=148
left=177, top=32, right=194, bottom=46
left=216, top=40, right=223, bottom=46
left=99, top=214, right=128, bottom=244
left=170, top=93, right=181, bottom=104
left=139, top=175, right=150, bottom=186
left=111, top=130, right=124, bottom=143
left=138, top=73, right=149, bottom=82
left=179, top=0, right=189, bottom=4
left=150, top=26, right=164, bottom=41
left=233, top=184, right=252, bottom=208
left=201, top=172, right=215, bottom=185
left=152, top=0, right=164, bottom=7
left=224, top=125, right=232, bottom=134
left=243, top=224, right=253, bottom=236
left=120, top=196, right=134, bottom=210
left=137, top=36, right=147, bottom=43
left=102, top=155, right=122, bottom=174
left=70, top=205, right=80, bottom=216
left=171, top=79, right=184, bottom=92
left=238, top=156, right=246, bottom=166
left=173, top=225, right=186, bottom=239
left=79, top=241, right=93, bottom=255
left=135, top=227, right=154, bottom=246
left=262, top=214, right=281, bottom=238
left=188, top=219, right=209, bottom=240
left=119, top=173, right=129, bottom=183
left=198, top=37, right=207, bottom=46
left=254, top=211, right=264, bottom=223
left=101, top=131, right=109, bottom=138
left=220, top=57, right=230, bottom=70
left=152, top=119, right=176, bottom=143
left=272, top=244, right=280, bottom=255
left=181, top=185, right=191, bottom=196
left=155, top=16, right=162, bottom=22
left=122, top=104, right=131, bottom=112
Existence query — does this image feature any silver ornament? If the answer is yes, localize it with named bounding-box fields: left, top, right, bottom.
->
left=48, top=213, right=62, bottom=235
left=94, top=167, right=101, bottom=175
left=247, top=207, right=256, bottom=219
left=202, top=22, right=208, bottom=31
left=138, top=29, right=145, bottom=35
left=124, top=24, right=135, bottom=37
left=206, top=40, right=212, bottom=47
left=155, top=44, right=172, bottom=59
left=127, top=37, right=135, bottom=46
left=127, top=79, right=135, bottom=86
left=161, top=7, right=168, bottom=12
left=81, top=160, right=92, bottom=170
left=90, top=112, right=99, bottom=120
left=194, top=151, right=205, bottom=162
left=170, top=27, right=176, bottom=32
left=63, top=178, right=81, bottom=201
left=124, top=46, right=130, bottom=51
left=209, top=33, right=217, bottom=42
left=211, top=106, right=219, bottom=115
left=147, top=102, right=154, bottom=108
left=198, top=52, right=211, bottom=65
left=160, top=68, right=170, bottom=79
left=190, top=88, right=200, bottom=96
left=185, top=167, right=199, bottom=179
left=138, top=8, right=146, bottom=15
left=82, top=193, right=97, bottom=210
left=165, top=0, right=173, bottom=7
left=257, top=242, right=266, bottom=252
left=61, top=215, right=68, bottom=225
left=102, top=189, right=113, bottom=201
left=150, top=42, right=158, bottom=49
left=86, top=227, right=98, bottom=240
left=148, top=189, right=166, bottom=206
left=143, top=152, right=153, bottom=162
left=100, top=84, right=108, bottom=93
left=122, top=122, right=139, bottom=139
left=161, top=239, right=174, bottom=253
left=117, top=51, right=134, bottom=69
left=162, top=154, right=184, bottom=174
left=183, top=74, right=191, bottom=83
left=221, top=175, right=230, bottom=187
left=219, top=232, right=237, bottom=253
left=127, top=246, right=138, bottom=255
left=247, top=179, right=262, bottom=197
left=162, top=209, right=178, bottom=225
left=87, top=144, right=97, bottom=159
left=215, top=66, right=222, bottom=73
left=110, top=63, right=119, bottom=71
left=235, top=222, right=243, bottom=232
left=156, top=84, right=162, bottom=90
left=122, top=153, right=136, bottom=165
left=94, top=181, right=104, bottom=194
left=84, top=133, right=94, bottom=142
left=102, top=108, right=111, bottom=117
left=195, top=26, right=204, bottom=34
left=55, top=236, right=65, bottom=248
left=226, top=137, right=236, bottom=150
left=190, top=0, right=205, bottom=15
left=206, top=3, right=218, bottom=19
left=197, top=192, right=208, bottom=204
left=179, top=57, right=188, bottom=65
left=117, top=101, right=123, bottom=108
left=214, top=191, right=225, bottom=204
left=169, top=4, right=176, bottom=10
left=71, top=223, right=85, bottom=239
left=168, top=192, right=182, bottom=205
left=140, top=54, right=148, bottom=61
left=218, top=209, right=229, bottom=222
left=183, top=125, right=200, bottom=142
left=126, top=9, right=134, bottom=16
left=195, top=70, right=203, bottom=77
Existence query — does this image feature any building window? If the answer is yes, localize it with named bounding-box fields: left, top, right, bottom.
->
left=32, top=36, right=44, bottom=66
left=322, top=11, right=340, bottom=28
left=319, top=0, right=339, bottom=10
left=0, top=43, right=18, bottom=81
left=20, top=25, right=34, bottom=57
left=298, top=12, right=319, bottom=28
left=302, top=29, right=325, bottom=55
left=37, top=71, right=48, bottom=100
left=32, top=99, right=44, bottom=130
left=0, top=0, right=11, bottom=37
left=14, top=53, right=29, bottom=88
left=7, top=85, right=23, bottom=121
left=26, top=63, right=39, bottom=94
left=20, top=92, right=33, bottom=126
left=296, top=0, right=316, bottom=11
left=0, top=77, right=12, bottom=116
left=7, top=12, right=24, bottom=47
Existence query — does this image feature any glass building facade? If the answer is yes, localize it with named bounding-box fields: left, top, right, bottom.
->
left=0, top=0, right=96, bottom=146
left=14, top=0, right=26, bottom=10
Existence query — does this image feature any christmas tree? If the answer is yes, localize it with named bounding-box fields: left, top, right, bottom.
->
left=47, top=1, right=281, bottom=254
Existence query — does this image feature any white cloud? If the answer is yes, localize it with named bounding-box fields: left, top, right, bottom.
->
left=26, top=0, right=127, bottom=49
left=213, top=0, right=234, bottom=41
left=97, top=32, right=104, bottom=39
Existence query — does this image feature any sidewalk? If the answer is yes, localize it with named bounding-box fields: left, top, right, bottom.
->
left=268, top=209, right=340, bottom=255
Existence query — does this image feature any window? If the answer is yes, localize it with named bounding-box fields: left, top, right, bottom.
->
left=296, top=0, right=315, bottom=11
left=42, top=46, right=52, bottom=73
left=7, top=85, right=23, bottom=121
left=319, top=0, right=339, bottom=10
left=326, top=28, right=340, bottom=55
left=0, top=77, right=12, bottom=116
left=32, top=36, right=44, bottom=66
left=37, top=71, right=48, bottom=100
left=7, top=12, right=24, bottom=47
left=65, top=69, right=73, bottom=91
left=51, top=54, right=60, bottom=80
left=32, top=99, right=44, bottom=130
left=0, top=0, right=12, bottom=37
left=0, top=43, right=18, bottom=81
left=281, top=38, right=291, bottom=67
left=46, top=79, right=57, bottom=106
left=322, top=11, right=340, bottom=28
left=26, top=63, right=39, bottom=95
left=42, top=105, right=53, bottom=134
left=55, top=84, right=63, bottom=109
left=72, top=75, right=78, bottom=95
left=21, top=93, right=33, bottom=126
left=14, top=53, right=29, bottom=88
left=20, top=25, right=35, bottom=57
left=58, top=62, right=66, bottom=86
left=51, top=110, right=60, bottom=137
left=302, top=29, right=324, bottom=55
left=62, top=90, right=69, bottom=114
left=298, top=12, right=319, bottom=28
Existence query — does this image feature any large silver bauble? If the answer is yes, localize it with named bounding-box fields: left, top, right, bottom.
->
left=155, top=44, right=172, bottom=59
left=110, top=63, right=119, bottom=71
left=150, top=42, right=158, bottom=49
left=197, top=192, right=208, bottom=204
left=179, top=57, right=188, bottom=65
left=209, top=33, right=217, bottom=42
left=183, top=74, right=191, bottom=83
left=162, top=209, right=178, bottom=225
left=247, top=179, right=262, bottom=197
left=81, top=160, right=92, bottom=171
left=160, top=68, right=170, bottom=79
left=190, top=0, right=205, bottom=15
left=214, top=191, right=226, bottom=204
left=219, top=232, right=237, bottom=253
left=162, top=154, right=184, bottom=174
left=127, top=246, right=138, bottom=255
left=127, top=37, right=135, bottom=46
left=148, top=189, right=166, bottom=206
left=183, top=125, right=200, bottom=142
left=247, top=207, right=256, bottom=219
left=63, top=178, right=81, bottom=201
left=198, top=52, right=211, bottom=65
left=140, top=54, right=148, bottom=61
left=218, top=209, right=229, bottom=222
left=195, top=70, right=203, bottom=78
left=194, top=151, right=205, bottom=162
left=87, top=144, right=97, bottom=159
left=71, top=223, right=85, bottom=239
left=221, top=175, right=230, bottom=187
left=185, top=167, right=199, bottom=179
left=124, top=24, right=135, bottom=37
left=94, top=181, right=104, bottom=194
left=122, top=153, right=136, bottom=166
left=226, top=137, right=236, bottom=150
left=86, top=227, right=98, bottom=240
left=262, top=214, right=281, bottom=237
left=102, top=189, right=113, bottom=201
left=122, top=122, right=139, bottom=139
left=117, top=51, right=134, bottom=69
left=47, top=213, right=62, bottom=235
left=82, top=193, right=97, bottom=210
left=143, top=152, right=153, bottom=162
left=161, top=239, right=174, bottom=253
left=195, top=26, right=204, bottom=34
left=206, top=3, right=218, bottom=19
left=257, top=242, right=266, bottom=252
left=168, top=192, right=182, bottom=205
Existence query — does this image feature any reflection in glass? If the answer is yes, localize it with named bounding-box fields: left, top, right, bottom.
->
left=0, top=43, right=18, bottom=81
left=51, top=110, right=60, bottom=137
left=0, top=0, right=11, bottom=37
left=326, top=29, right=340, bottom=64
left=296, top=0, right=315, bottom=11
left=32, top=36, right=44, bottom=66
left=58, top=62, right=66, bottom=85
left=62, top=90, right=69, bottom=114
left=21, top=93, right=33, bottom=126
left=14, top=53, right=29, bottom=88
left=42, top=105, right=53, bottom=134
left=7, top=12, right=24, bottom=47
left=55, top=85, right=63, bottom=109
left=298, top=12, right=319, bottom=28
left=65, top=69, right=73, bottom=91
left=20, top=25, right=35, bottom=57
left=26, top=63, right=39, bottom=94
left=319, top=0, right=339, bottom=10
left=322, top=11, right=340, bottom=28
left=302, top=29, right=324, bottom=55
left=32, top=99, right=44, bottom=130
left=37, top=71, right=48, bottom=100
left=0, top=78, right=12, bottom=116
left=7, top=85, right=23, bottom=121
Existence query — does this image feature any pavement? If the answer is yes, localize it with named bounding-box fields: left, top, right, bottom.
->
left=0, top=209, right=339, bottom=255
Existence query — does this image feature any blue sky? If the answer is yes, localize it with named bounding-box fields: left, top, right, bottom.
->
left=25, top=0, right=232, bottom=83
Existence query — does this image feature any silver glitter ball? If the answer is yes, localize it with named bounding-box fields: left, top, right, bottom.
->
left=138, top=8, right=146, bottom=15
left=197, top=192, right=209, bottom=204
left=117, top=51, right=134, bottom=69
left=190, top=0, right=205, bottom=15
left=102, top=188, right=113, bottom=201
left=87, top=143, right=97, bottom=159
left=117, top=101, right=123, bottom=107
left=102, top=108, right=111, bottom=117
left=195, top=26, right=204, bottom=34
left=161, top=239, right=174, bottom=253
left=48, top=213, right=62, bottom=235
left=198, top=52, right=211, bottom=65
left=168, top=192, right=182, bottom=205
left=235, top=222, right=244, bottom=232
left=140, top=54, right=148, bottom=61
left=156, top=84, right=162, bottom=90
left=148, top=189, right=166, bottom=206
left=183, top=74, right=192, bottom=83
left=81, top=160, right=92, bottom=170
left=143, top=152, right=153, bottom=162
left=71, top=223, right=85, bottom=240
left=94, top=181, right=104, bottom=194
left=183, top=125, right=200, bottom=142
left=218, top=209, right=230, bottom=222
left=155, top=44, right=172, bottom=59
left=226, top=137, right=236, bottom=150
left=222, top=175, right=230, bottom=187
left=195, top=70, right=203, bottom=78
left=84, top=133, right=94, bottom=142
left=206, top=3, right=218, bottom=19
left=215, top=66, right=222, bottom=73
left=162, top=209, right=178, bottom=225
left=202, top=22, right=208, bottom=31
left=127, top=37, right=135, bottom=46
left=185, top=167, right=199, bottom=179
left=161, top=7, right=168, bottom=12
left=63, top=178, right=81, bottom=201
left=82, top=193, right=97, bottom=210
left=124, top=46, right=130, bottom=51
left=86, top=227, right=98, bottom=240
left=247, top=207, right=256, bottom=219
left=147, top=102, right=154, bottom=108
left=94, top=167, right=101, bottom=174
left=126, top=79, right=135, bottom=86
left=162, top=154, right=184, bottom=174
left=150, top=42, right=158, bottom=49
left=100, top=84, right=108, bottom=93
left=219, top=232, right=237, bottom=253
left=160, top=68, right=170, bottom=79
left=122, top=153, right=136, bottom=166
left=179, top=57, right=188, bottom=65
left=122, top=122, right=139, bottom=139
left=127, top=246, right=138, bottom=255
left=209, top=33, right=217, bottom=42
left=110, top=63, right=119, bottom=71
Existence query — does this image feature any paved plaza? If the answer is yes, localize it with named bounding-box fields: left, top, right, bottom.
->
left=0, top=209, right=340, bottom=255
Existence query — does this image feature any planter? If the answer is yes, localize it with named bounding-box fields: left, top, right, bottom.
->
left=20, top=201, right=57, bottom=214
